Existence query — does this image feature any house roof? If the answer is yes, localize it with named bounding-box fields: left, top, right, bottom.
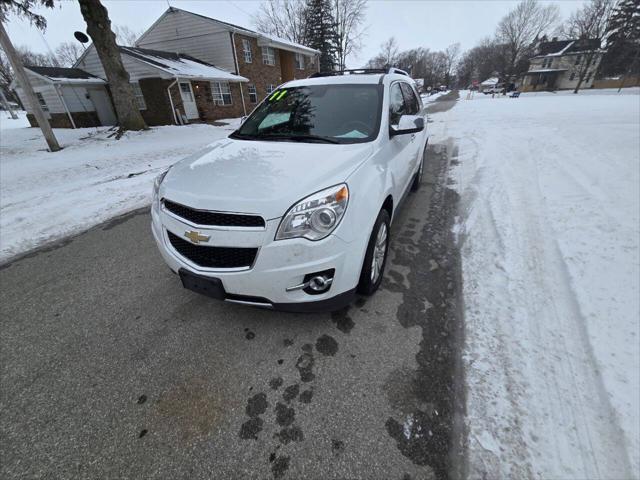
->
left=480, top=77, right=500, bottom=86
left=523, top=68, right=568, bottom=74
left=534, top=38, right=602, bottom=58
left=119, top=46, right=248, bottom=82
left=137, top=7, right=320, bottom=56
left=23, top=66, right=106, bottom=84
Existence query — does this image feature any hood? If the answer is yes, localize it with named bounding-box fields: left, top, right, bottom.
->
left=161, top=138, right=373, bottom=220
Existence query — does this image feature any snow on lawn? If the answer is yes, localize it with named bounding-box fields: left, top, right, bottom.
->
left=0, top=118, right=240, bottom=262
left=429, top=88, right=639, bottom=478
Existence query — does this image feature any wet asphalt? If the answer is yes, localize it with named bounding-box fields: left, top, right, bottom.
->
left=0, top=92, right=463, bottom=480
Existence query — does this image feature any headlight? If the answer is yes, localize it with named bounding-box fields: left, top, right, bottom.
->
left=275, top=184, right=349, bottom=241
left=153, top=168, right=170, bottom=196
left=152, top=168, right=170, bottom=211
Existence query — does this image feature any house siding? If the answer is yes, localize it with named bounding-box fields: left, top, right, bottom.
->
left=77, top=46, right=168, bottom=82
left=136, top=9, right=237, bottom=72
left=14, top=72, right=64, bottom=114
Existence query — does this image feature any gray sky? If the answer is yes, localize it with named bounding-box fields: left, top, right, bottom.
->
left=4, top=0, right=585, bottom=68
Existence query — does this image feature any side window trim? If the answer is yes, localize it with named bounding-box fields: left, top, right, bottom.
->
left=388, top=81, right=407, bottom=127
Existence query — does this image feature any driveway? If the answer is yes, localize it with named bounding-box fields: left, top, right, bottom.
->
left=0, top=93, right=463, bottom=480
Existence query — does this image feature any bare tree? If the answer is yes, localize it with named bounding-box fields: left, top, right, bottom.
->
left=333, top=0, right=367, bottom=70
left=379, top=36, right=399, bottom=68
left=442, top=42, right=460, bottom=86
left=253, top=0, right=309, bottom=44
left=55, top=41, right=83, bottom=67
left=0, top=0, right=54, bottom=30
left=113, top=25, right=141, bottom=47
left=78, top=0, right=146, bottom=131
left=496, top=0, right=560, bottom=78
left=562, top=0, right=615, bottom=93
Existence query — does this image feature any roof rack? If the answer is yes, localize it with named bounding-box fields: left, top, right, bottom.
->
left=309, top=67, right=409, bottom=78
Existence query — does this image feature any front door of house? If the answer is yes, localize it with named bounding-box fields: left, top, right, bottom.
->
left=179, top=82, right=199, bottom=120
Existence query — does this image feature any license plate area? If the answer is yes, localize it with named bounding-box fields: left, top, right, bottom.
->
left=179, top=269, right=225, bottom=300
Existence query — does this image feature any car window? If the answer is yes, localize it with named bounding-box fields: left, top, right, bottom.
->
left=389, top=83, right=406, bottom=126
left=233, top=84, right=383, bottom=144
left=400, top=83, right=420, bottom=115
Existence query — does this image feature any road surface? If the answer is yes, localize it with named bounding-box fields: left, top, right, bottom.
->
left=0, top=93, right=463, bottom=480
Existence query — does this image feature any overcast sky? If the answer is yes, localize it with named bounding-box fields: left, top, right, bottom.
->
left=4, top=0, right=585, bottom=68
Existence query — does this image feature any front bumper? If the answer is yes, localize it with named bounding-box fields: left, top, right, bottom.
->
left=151, top=202, right=363, bottom=310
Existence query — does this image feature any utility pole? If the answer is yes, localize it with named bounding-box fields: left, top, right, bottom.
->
left=0, top=89, right=18, bottom=119
left=0, top=20, right=61, bottom=151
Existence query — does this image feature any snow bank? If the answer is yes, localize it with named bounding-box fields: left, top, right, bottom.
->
left=0, top=119, right=240, bottom=262
left=431, top=89, right=639, bottom=478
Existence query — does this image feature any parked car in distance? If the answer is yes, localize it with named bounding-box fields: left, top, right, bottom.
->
left=152, top=69, right=429, bottom=312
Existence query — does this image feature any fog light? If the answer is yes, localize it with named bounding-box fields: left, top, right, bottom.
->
left=308, top=275, right=331, bottom=292
left=303, top=269, right=335, bottom=295
left=286, top=269, right=335, bottom=295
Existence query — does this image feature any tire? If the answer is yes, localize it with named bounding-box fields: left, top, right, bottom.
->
left=411, top=143, right=427, bottom=192
left=357, top=209, right=391, bottom=295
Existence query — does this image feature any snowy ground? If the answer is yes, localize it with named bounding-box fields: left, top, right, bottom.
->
left=0, top=113, right=239, bottom=262
left=428, top=89, right=639, bottom=479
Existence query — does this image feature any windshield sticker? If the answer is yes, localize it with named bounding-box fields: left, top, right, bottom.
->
left=336, top=130, right=368, bottom=139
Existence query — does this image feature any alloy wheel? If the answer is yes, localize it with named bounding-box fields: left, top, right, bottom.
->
left=371, top=222, right=388, bottom=283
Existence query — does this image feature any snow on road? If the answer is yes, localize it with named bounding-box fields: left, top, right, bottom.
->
left=428, top=89, right=639, bottom=479
left=0, top=116, right=239, bottom=262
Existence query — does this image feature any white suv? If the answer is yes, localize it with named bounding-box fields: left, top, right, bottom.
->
left=152, top=69, right=428, bottom=312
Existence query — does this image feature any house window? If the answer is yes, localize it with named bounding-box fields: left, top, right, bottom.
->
left=247, top=84, right=257, bottom=103
left=575, top=55, right=582, bottom=65
left=569, top=72, right=575, bottom=81
left=266, top=84, right=276, bottom=95
left=35, top=92, right=49, bottom=112
left=211, top=81, right=232, bottom=105
left=262, top=47, right=276, bottom=65
left=295, top=53, right=305, bottom=70
left=131, top=83, right=146, bottom=110
left=179, top=82, right=194, bottom=102
left=242, top=39, right=252, bottom=63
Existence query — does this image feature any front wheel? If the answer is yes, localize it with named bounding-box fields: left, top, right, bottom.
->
left=357, top=209, right=391, bottom=295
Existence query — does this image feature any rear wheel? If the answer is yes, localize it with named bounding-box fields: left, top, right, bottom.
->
left=357, top=209, right=391, bottom=295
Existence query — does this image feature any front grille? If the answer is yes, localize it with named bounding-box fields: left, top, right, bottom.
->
left=163, top=199, right=265, bottom=228
left=167, top=231, right=258, bottom=269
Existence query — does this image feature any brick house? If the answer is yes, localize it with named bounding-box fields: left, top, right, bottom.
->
left=520, top=38, right=604, bottom=92
left=75, top=46, right=248, bottom=126
left=134, top=7, right=320, bottom=117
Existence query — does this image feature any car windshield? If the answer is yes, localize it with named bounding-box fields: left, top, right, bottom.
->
left=230, top=84, right=382, bottom=144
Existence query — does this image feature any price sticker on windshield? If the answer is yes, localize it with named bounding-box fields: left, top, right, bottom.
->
left=269, top=90, right=287, bottom=101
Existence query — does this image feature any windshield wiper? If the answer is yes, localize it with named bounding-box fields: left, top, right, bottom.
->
left=260, top=134, right=340, bottom=144
left=230, top=132, right=339, bottom=144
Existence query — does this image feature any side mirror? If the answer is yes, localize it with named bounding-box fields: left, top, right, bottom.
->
left=390, top=115, right=425, bottom=136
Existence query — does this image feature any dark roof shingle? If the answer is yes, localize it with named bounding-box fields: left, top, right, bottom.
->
left=25, top=66, right=101, bottom=80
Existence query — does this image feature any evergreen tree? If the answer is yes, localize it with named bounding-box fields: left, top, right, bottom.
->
left=600, top=0, right=640, bottom=77
left=305, top=0, right=338, bottom=71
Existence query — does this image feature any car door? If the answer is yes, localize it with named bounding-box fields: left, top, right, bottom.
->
left=387, top=81, right=413, bottom=200
left=399, top=82, right=423, bottom=174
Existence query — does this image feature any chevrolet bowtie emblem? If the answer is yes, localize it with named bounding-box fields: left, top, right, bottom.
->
left=184, top=230, right=210, bottom=244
